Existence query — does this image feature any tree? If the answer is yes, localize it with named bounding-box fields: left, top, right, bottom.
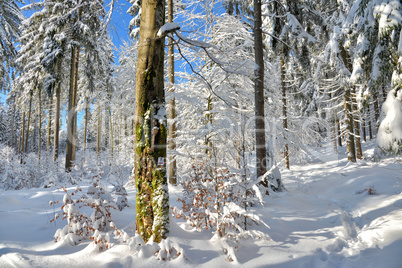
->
left=167, top=0, right=177, bottom=185
left=133, top=0, right=169, bottom=243
left=253, top=0, right=266, bottom=178
left=0, top=0, right=24, bottom=92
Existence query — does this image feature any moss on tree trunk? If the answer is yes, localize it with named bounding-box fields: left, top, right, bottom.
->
left=134, top=0, right=168, bottom=243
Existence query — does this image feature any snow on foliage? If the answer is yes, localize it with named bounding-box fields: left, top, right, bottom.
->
left=375, top=87, right=402, bottom=156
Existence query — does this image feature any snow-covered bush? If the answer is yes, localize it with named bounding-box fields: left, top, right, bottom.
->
left=173, top=159, right=271, bottom=243
left=375, top=87, right=402, bottom=157
left=52, top=181, right=125, bottom=249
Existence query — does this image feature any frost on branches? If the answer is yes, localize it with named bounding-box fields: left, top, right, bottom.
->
left=375, top=86, right=402, bottom=156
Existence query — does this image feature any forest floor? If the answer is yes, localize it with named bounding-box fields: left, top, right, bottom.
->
left=0, top=142, right=401, bottom=267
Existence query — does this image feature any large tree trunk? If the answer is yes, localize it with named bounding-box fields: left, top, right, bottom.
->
left=280, top=53, right=289, bottom=169
left=134, top=0, right=168, bottom=243
left=253, top=0, right=267, bottom=177
left=53, top=61, right=62, bottom=162
left=167, top=0, right=177, bottom=185
left=65, top=48, right=79, bottom=171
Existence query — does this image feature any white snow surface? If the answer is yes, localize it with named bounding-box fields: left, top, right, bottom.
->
left=1, top=144, right=402, bottom=267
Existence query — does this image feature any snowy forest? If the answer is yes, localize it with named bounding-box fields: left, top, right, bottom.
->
left=0, top=0, right=401, bottom=267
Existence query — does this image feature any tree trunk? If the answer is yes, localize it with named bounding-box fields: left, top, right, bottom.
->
left=83, top=96, right=89, bottom=160
left=65, top=48, right=79, bottom=171
left=97, top=103, right=101, bottom=157
left=167, top=0, right=177, bottom=185
left=38, top=88, right=42, bottom=162
left=373, top=92, right=380, bottom=132
left=344, top=87, right=356, bottom=162
left=47, top=96, right=53, bottom=151
left=10, top=100, right=15, bottom=148
left=254, top=0, right=267, bottom=177
left=362, top=116, right=366, bottom=142
left=280, top=53, right=289, bottom=169
left=368, top=105, right=373, bottom=140
left=337, top=118, right=342, bottom=147
left=25, top=90, right=33, bottom=153
left=19, top=108, right=26, bottom=156
left=53, top=61, right=62, bottom=162
left=134, top=0, right=168, bottom=243
left=352, top=88, right=362, bottom=159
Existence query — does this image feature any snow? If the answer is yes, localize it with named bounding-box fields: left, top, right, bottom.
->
left=376, top=87, right=402, bottom=155
left=157, top=22, right=180, bottom=37
left=0, top=143, right=401, bottom=267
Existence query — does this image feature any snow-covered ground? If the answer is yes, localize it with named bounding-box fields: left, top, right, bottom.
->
left=1, top=145, right=401, bottom=267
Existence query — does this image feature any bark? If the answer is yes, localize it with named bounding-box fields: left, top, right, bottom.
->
left=352, top=88, right=362, bottom=159
left=167, top=0, right=177, bottom=185
left=134, top=0, right=168, bottom=243
left=83, top=96, right=89, bottom=159
left=344, top=87, right=356, bottom=162
left=25, top=90, right=33, bottom=153
left=53, top=61, right=62, bottom=162
left=337, top=118, right=342, bottom=147
left=368, top=105, right=373, bottom=140
left=362, top=116, right=366, bottom=142
left=373, top=92, right=380, bottom=132
left=38, top=88, right=42, bottom=162
left=280, top=53, right=289, bottom=169
left=65, top=48, right=79, bottom=171
left=19, top=108, right=26, bottom=155
left=254, top=0, right=267, bottom=177
left=97, top=103, right=101, bottom=157
left=47, top=96, right=53, bottom=151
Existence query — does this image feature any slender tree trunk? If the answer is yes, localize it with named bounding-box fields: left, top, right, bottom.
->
left=280, top=54, right=289, bottom=169
left=66, top=47, right=79, bottom=171
left=167, top=0, right=177, bottom=185
left=368, top=105, right=373, bottom=140
left=19, top=108, right=26, bottom=157
left=83, top=96, right=89, bottom=160
left=10, top=100, right=15, bottom=148
left=373, top=93, right=380, bottom=132
left=254, top=0, right=267, bottom=177
left=337, top=118, right=342, bottom=147
left=38, top=88, right=42, bottom=162
left=362, top=116, right=366, bottom=142
left=25, top=90, right=33, bottom=153
left=53, top=62, right=62, bottom=162
left=352, top=88, right=362, bottom=159
left=333, top=116, right=338, bottom=153
left=47, top=96, right=53, bottom=151
left=344, top=87, right=356, bottom=162
left=97, top=103, right=102, bottom=157
left=134, top=0, right=168, bottom=243
left=108, top=108, right=114, bottom=158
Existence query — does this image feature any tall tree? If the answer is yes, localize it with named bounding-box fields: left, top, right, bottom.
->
left=253, top=0, right=267, bottom=178
left=167, top=0, right=177, bottom=185
left=0, top=0, right=24, bottom=91
left=133, top=0, right=169, bottom=243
